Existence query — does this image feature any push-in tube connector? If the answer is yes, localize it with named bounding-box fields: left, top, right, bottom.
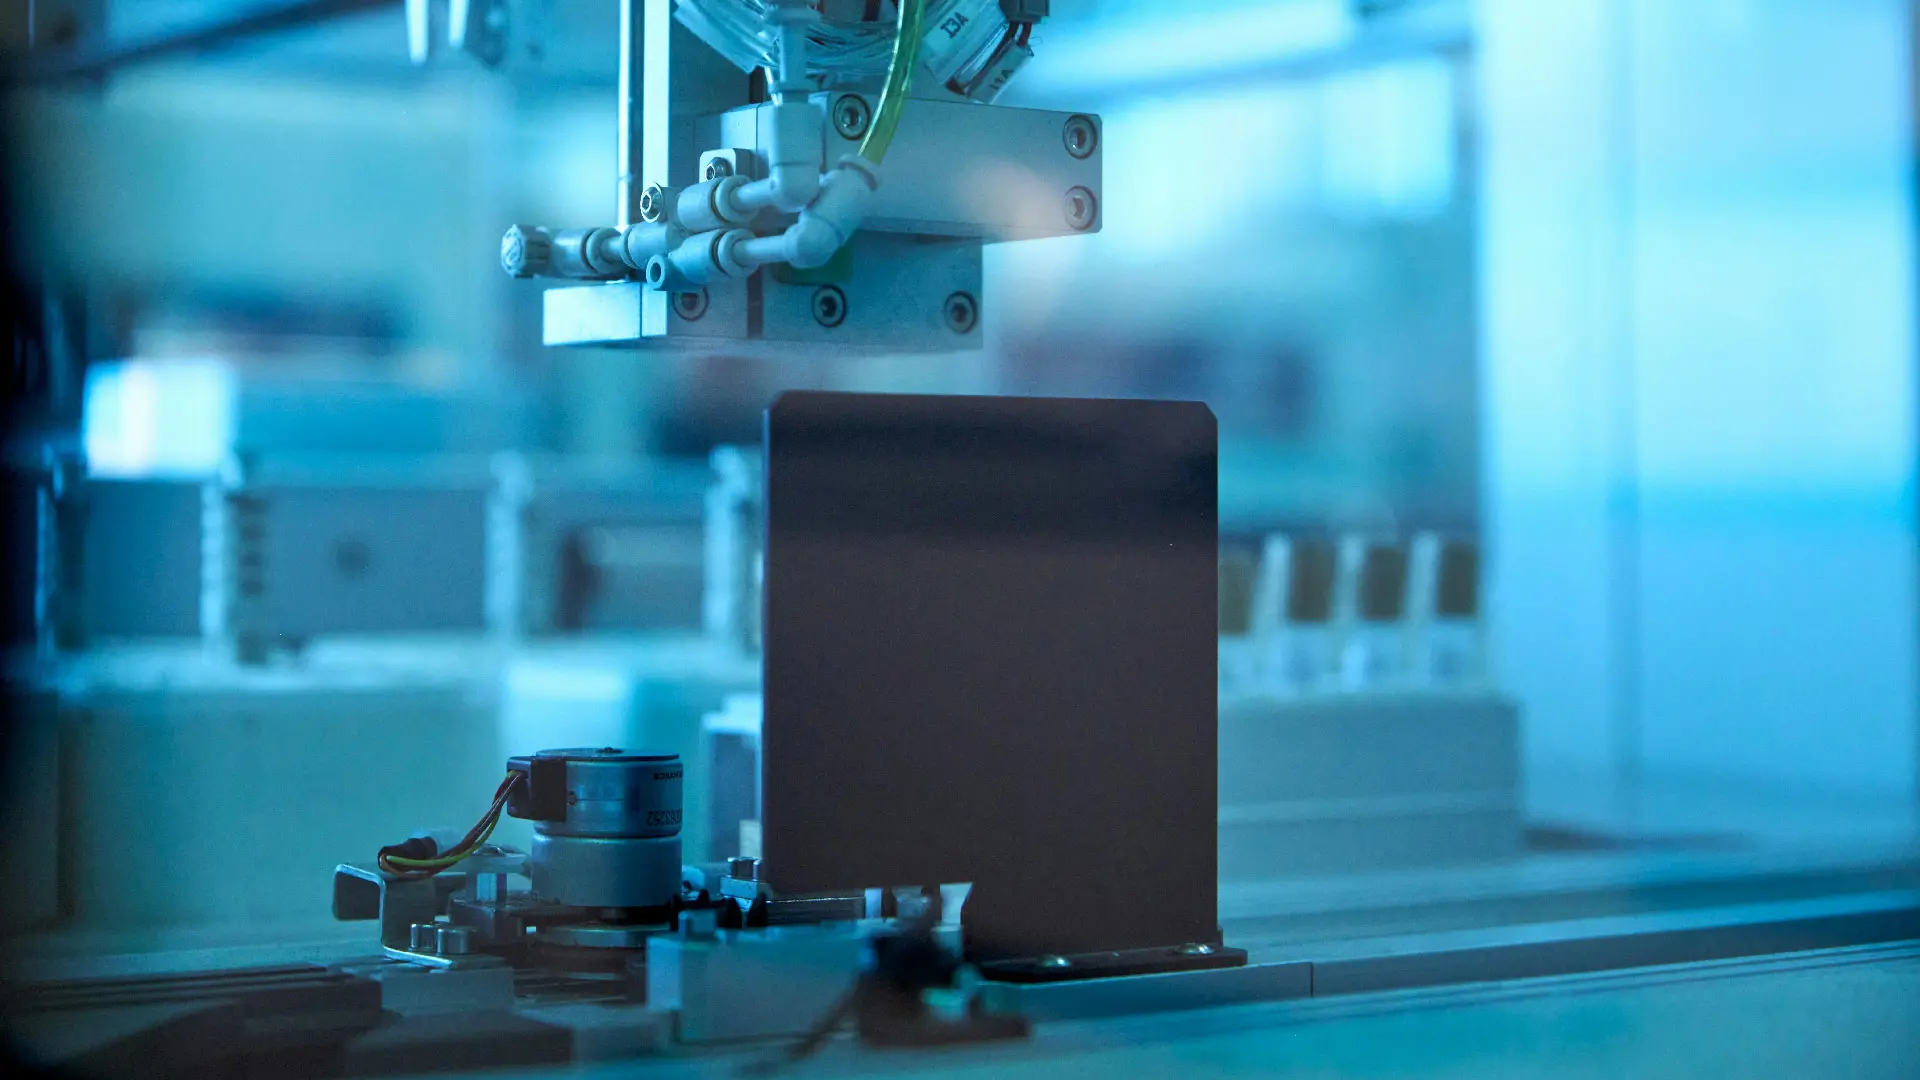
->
left=501, top=223, right=683, bottom=280
left=674, top=176, right=755, bottom=233
left=648, top=228, right=757, bottom=288
left=734, top=155, right=880, bottom=270
left=502, top=225, right=629, bottom=280
left=729, top=100, right=824, bottom=215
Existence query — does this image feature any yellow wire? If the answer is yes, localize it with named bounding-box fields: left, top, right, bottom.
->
left=857, top=0, right=925, bottom=164
left=381, top=774, right=516, bottom=871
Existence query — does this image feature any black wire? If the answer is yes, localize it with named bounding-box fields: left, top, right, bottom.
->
left=740, top=898, right=949, bottom=1075
left=740, top=987, right=857, bottom=1076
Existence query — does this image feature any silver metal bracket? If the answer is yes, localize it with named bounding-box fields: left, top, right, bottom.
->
left=380, top=945, right=509, bottom=971
left=333, top=850, right=530, bottom=964
left=333, top=863, right=465, bottom=951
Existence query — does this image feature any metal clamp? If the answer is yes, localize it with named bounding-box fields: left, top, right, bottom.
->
left=333, top=854, right=524, bottom=969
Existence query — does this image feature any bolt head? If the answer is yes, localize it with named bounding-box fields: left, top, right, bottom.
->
left=811, top=285, right=847, bottom=328
left=500, top=224, right=550, bottom=278
left=704, top=158, right=734, bottom=181
left=673, top=288, right=710, bottom=321
left=1063, top=115, right=1099, bottom=159
left=638, top=184, right=669, bottom=224
left=832, top=94, right=872, bottom=140
left=944, top=291, right=979, bottom=334
left=1064, top=186, right=1099, bottom=231
left=435, top=925, right=475, bottom=956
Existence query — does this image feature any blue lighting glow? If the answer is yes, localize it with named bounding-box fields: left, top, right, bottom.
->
left=82, top=358, right=236, bottom=478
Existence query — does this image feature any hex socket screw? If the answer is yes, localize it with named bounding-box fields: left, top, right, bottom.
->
left=811, top=285, right=848, bottom=328
left=1064, top=186, right=1098, bottom=230
left=1063, top=114, right=1098, bottom=159
left=436, top=925, right=476, bottom=956
left=944, top=291, right=979, bottom=334
left=832, top=94, right=872, bottom=140
left=673, top=288, right=710, bottom=321
left=638, top=184, right=669, bottom=224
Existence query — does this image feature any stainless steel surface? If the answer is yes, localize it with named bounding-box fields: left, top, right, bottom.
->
left=646, top=923, right=868, bottom=1043
left=334, top=863, right=459, bottom=953
left=667, top=943, right=1920, bottom=1080
left=616, top=0, right=643, bottom=229
left=528, top=831, right=682, bottom=909
left=534, top=921, right=665, bottom=949
left=379, top=944, right=508, bottom=971
left=1300, top=890, right=1920, bottom=997
left=538, top=7, right=1089, bottom=353
left=707, top=96, right=1104, bottom=241
left=348, top=959, right=517, bottom=1015
left=543, top=230, right=983, bottom=352
left=435, top=925, right=476, bottom=955
left=979, top=960, right=1315, bottom=1022
left=536, top=750, right=683, bottom=840
left=520, top=749, right=684, bottom=911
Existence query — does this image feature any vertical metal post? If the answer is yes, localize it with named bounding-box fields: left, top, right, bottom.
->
left=617, top=0, right=644, bottom=228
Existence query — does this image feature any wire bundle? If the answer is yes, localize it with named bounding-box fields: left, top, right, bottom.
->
left=376, top=772, right=522, bottom=879
left=673, top=0, right=965, bottom=81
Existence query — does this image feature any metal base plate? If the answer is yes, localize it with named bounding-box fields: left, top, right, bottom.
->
left=977, top=944, right=1250, bottom=985
left=534, top=922, right=668, bottom=950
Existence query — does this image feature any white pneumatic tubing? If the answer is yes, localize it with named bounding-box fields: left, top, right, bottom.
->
left=736, top=155, right=880, bottom=270
left=729, top=1, right=825, bottom=215
left=675, top=176, right=755, bottom=232
left=729, top=101, right=824, bottom=214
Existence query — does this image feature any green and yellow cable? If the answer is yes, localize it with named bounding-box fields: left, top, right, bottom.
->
left=856, top=0, right=926, bottom=165
left=377, top=772, right=521, bottom=878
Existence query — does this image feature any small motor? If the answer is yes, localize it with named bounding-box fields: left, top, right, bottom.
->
left=507, top=748, right=684, bottom=916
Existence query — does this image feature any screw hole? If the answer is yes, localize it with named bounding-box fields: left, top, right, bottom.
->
left=811, top=286, right=848, bottom=328
left=943, top=291, right=979, bottom=334
left=673, top=288, right=710, bottom=321
left=1064, top=186, right=1098, bottom=231
left=1063, top=115, right=1099, bottom=159
left=832, top=94, right=873, bottom=140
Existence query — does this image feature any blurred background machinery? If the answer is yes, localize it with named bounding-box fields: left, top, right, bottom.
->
left=2, top=0, right=1913, bottom=933
left=5, top=0, right=1920, bottom=1074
